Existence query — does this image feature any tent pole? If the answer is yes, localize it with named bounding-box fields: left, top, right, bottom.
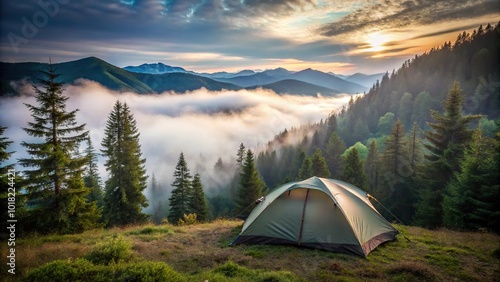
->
left=298, top=189, right=310, bottom=245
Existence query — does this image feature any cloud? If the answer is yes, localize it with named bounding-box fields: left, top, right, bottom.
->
left=318, top=0, right=499, bottom=37
left=0, top=79, right=350, bottom=211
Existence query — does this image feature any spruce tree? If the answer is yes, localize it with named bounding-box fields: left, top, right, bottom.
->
left=379, top=120, right=417, bottom=222
left=341, top=148, right=367, bottom=190
left=189, top=173, right=210, bottom=222
left=150, top=174, right=167, bottom=224
left=414, top=82, right=481, bottom=228
left=0, top=126, right=18, bottom=234
left=237, top=150, right=265, bottom=217
left=83, top=136, right=103, bottom=208
left=298, top=157, right=313, bottom=179
left=236, top=143, right=246, bottom=167
left=310, top=149, right=330, bottom=178
left=324, top=132, right=345, bottom=178
left=0, top=126, right=13, bottom=170
left=101, top=101, right=148, bottom=226
left=442, top=128, right=500, bottom=233
left=19, top=66, right=101, bottom=233
left=379, top=120, right=409, bottom=199
left=168, top=153, right=192, bottom=224
left=365, top=139, right=379, bottom=194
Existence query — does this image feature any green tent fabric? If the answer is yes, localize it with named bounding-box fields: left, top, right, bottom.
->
left=231, top=177, right=398, bottom=257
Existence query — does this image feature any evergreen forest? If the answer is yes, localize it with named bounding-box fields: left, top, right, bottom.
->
left=0, top=23, right=499, bottom=236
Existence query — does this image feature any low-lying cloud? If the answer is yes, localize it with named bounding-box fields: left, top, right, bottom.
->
left=0, top=79, right=350, bottom=210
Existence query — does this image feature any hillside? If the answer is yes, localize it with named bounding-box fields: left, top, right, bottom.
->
left=123, top=62, right=187, bottom=74
left=289, top=68, right=367, bottom=94
left=214, top=68, right=292, bottom=87
left=0, top=57, right=240, bottom=96
left=246, top=79, right=341, bottom=97
left=344, top=73, right=385, bottom=88
left=340, top=23, right=500, bottom=140
left=2, top=220, right=499, bottom=281
left=217, top=67, right=367, bottom=94
left=250, top=24, right=500, bottom=232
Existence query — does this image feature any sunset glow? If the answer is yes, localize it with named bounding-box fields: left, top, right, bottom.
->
left=1, top=0, right=499, bottom=74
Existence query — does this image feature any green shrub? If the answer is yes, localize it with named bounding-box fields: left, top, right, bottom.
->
left=178, top=213, right=197, bottom=226
left=23, top=259, right=96, bottom=282
left=84, top=235, right=133, bottom=265
left=24, top=259, right=185, bottom=282
left=214, top=261, right=249, bottom=278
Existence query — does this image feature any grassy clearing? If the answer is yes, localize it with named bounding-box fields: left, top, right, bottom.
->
left=1, top=220, right=499, bottom=281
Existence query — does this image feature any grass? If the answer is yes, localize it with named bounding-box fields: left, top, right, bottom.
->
left=1, top=219, right=499, bottom=281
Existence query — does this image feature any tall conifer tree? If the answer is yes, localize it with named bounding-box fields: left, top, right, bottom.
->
left=379, top=120, right=417, bottom=222
left=341, top=148, right=367, bottom=190
left=365, top=139, right=379, bottom=194
left=310, top=149, right=330, bottom=178
left=19, top=66, right=101, bottom=233
left=0, top=126, right=19, bottom=232
left=101, top=101, right=148, bottom=226
left=414, top=82, right=481, bottom=228
left=168, top=153, right=192, bottom=224
left=237, top=150, right=265, bottom=217
left=189, top=173, right=210, bottom=222
left=83, top=136, right=103, bottom=208
left=324, top=132, right=345, bottom=179
left=442, top=127, right=500, bottom=233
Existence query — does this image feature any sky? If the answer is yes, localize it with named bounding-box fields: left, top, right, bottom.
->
left=0, top=0, right=499, bottom=74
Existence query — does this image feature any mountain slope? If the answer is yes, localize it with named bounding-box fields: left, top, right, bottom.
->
left=247, top=79, right=341, bottom=97
left=0, top=57, right=240, bottom=95
left=213, top=68, right=293, bottom=87
left=289, top=68, right=367, bottom=94
left=123, top=63, right=187, bottom=74
left=344, top=72, right=385, bottom=88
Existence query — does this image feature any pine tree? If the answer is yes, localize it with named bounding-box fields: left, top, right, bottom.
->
left=341, top=148, right=367, bottom=190
left=237, top=150, right=265, bottom=217
left=101, top=101, right=148, bottom=226
left=379, top=120, right=409, bottom=197
left=83, top=136, right=103, bottom=208
left=442, top=127, right=500, bottom=233
left=150, top=174, right=167, bottom=224
left=0, top=126, right=13, bottom=171
left=19, top=66, right=101, bottom=234
left=379, top=120, right=417, bottom=222
left=168, top=153, right=192, bottom=224
left=365, top=139, right=379, bottom=194
left=189, top=173, right=210, bottom=222
left=236, top=143, right=246, bottom=167
left=310, top=149, right=330, bottom=178
left=414, top=82, right=481, bottom=228
left=324, top=132, right=346, bottom=178
left=298, top=157, right=313, bottom=179
left=0, top=126, right=20, bottom=233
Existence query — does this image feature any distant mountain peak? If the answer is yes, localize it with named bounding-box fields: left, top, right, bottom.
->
left=123, top=63, right=187, bottom=74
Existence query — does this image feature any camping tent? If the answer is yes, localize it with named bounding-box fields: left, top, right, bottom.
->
left=231, top=176, right=398, bottom=257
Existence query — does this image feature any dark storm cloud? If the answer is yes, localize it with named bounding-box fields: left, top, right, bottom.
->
left=318, top=0, right=500, bottom=37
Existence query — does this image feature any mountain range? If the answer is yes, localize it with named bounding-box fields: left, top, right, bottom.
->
left=0, top=57, right=383, bottom=97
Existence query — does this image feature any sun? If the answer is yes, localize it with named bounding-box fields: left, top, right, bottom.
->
left=367, top=32, right=388, bottom=52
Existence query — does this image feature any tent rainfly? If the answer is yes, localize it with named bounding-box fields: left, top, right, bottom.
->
left=231, top=177, right=398, bottom=257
